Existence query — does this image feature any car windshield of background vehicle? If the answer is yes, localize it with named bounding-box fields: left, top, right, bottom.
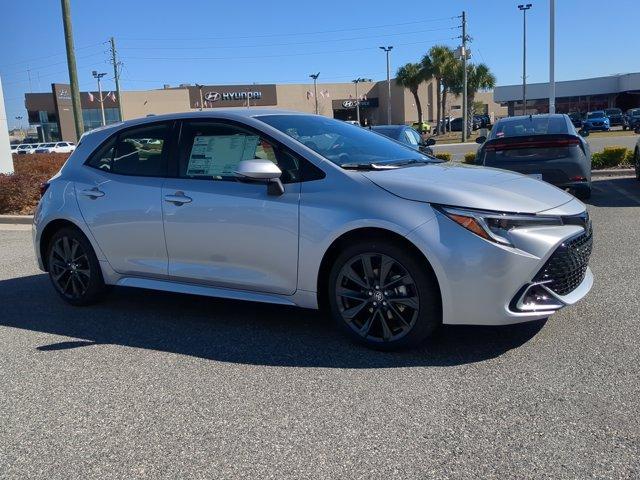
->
left=258, top=114, right=431, bottom=167
left=490, top=116, right=568, bottom=139
left=587, top=112, right=604, bottom=119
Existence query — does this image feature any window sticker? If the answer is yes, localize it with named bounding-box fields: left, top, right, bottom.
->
left=186, top=134, right=260, bottom=177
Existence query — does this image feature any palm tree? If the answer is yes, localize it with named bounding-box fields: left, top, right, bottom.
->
left=424, top=45, right=456, bottom=134
left=465, top=63, right=496, bottom=135
left=395, top=63, right=425, bottom=124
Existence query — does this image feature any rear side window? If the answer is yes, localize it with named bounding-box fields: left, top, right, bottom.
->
left=86, top=123, right=170, bottom=177
left=491, top=117, right=568, bottom=138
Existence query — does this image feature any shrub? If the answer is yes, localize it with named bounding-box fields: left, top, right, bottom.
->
left=0, top=154, right=69, bottom=215
left=591, top=146, right=631, bottom=170
left=434, top=152, right=452, bottom=161
left=463, top=152, right=476, bottom=164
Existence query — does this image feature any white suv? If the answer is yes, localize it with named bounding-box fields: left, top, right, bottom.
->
left=35, top=142, right=76, bottom=154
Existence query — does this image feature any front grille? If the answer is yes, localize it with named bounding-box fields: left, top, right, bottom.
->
left=534, top=225, right=593, bottom=296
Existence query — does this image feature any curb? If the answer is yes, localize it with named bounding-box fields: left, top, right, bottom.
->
left=591, top=168, right=635, bottom=178
left=0, top=215, right=33, bottom=225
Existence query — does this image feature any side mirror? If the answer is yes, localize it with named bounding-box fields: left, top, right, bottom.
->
left=424, top=137, right=436, bottom=146
left=579, top=129, right=589, bottom=137
left=475, top=136, right=487, bottom=144
left=235, top=159, right=284, bottom=195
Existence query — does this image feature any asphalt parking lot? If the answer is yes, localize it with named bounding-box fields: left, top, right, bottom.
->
left=0, top=177, right=639, bottom=479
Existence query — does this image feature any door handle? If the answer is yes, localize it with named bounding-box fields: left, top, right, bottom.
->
left=164, top=192, right=192, bottom=205
left=79, top=187, right=105, bottom=198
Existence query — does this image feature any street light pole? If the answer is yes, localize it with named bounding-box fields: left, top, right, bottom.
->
left=549, top=0, right=556, bottom=114
left=379, top=46, right=393, bottom=124
left=518, top=4, right=532, bottom=115
left=92, top=70, right=107, bottom=126
left=309, top=72, right=320, bottom=114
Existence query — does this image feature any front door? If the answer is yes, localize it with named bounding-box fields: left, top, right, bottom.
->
left=75, top=122, right=172, bottom=277
left=162, top=120, right=300, bottom=295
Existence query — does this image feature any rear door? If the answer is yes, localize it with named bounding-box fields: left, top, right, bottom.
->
left=74, top=122, right=173, bottom=277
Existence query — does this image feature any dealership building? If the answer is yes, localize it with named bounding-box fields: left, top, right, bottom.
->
left=494, top=72, right=640, bottom=116
left=25, top=79, right=504, bottom=142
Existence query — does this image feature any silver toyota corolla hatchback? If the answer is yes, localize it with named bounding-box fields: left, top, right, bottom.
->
left=33, top=110, right=594, bottom=349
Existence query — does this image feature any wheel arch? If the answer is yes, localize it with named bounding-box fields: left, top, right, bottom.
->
left=39, top=218, right=87, bottom=271
left=316, top=227, right=442, bottom=311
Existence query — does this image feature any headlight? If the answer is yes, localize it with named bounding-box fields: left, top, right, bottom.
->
left=435, top=206, right=563, bottom=246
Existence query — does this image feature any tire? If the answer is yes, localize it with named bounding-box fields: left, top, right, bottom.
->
left=47, top=227, right=107, bottom=306
left=635, top=149, right=640, bottom=181
left=327, top=239, right=441, bottom=350
left=576, top=186, right=592, bottom=200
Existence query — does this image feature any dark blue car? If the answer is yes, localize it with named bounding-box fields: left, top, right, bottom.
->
left=582, top=111, right=610, bottom=131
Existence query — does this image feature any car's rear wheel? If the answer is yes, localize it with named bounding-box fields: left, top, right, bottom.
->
left=47, top=227, right=106, bottom=306
left=327, top=240, right=441, bottom=350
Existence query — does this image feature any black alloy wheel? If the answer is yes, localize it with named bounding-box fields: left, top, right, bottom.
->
left=328, top=240, right=441, bottom=349
left=47, top=227, right=106, bottom=305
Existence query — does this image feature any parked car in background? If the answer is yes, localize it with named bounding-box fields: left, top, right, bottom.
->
left=449, top=116, right=480, bottom=132
left=582, top=111, right=610, bottom=131
left=604, top=108, right=625, bottom=128
left=568, top=112, right=583, bottom=128
left=16, top=143, right=41, bottom=154
left=411, top=121, right=431, bottom=134
left=626, top=108, right=640, bottom=131
left=35, top=142, right=76, bottom=154
left=475, top=114, right=592, bottom=199
left=10, top=144, right=19, bottom=153
left=474, top=114, right=491, bottom=128
left=33, top=110, right=593, bottom=350
left=634, top=135, right=640, bottom=181
left=370, top=125, right=435, bottom=155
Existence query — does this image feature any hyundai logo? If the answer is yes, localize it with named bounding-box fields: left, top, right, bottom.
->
left=203, top=91, right=262, bottom=102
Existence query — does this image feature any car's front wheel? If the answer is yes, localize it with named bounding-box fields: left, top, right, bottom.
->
left=47, top=227, right=107, bottom=306
left=327, top=239, right=441, bottom=350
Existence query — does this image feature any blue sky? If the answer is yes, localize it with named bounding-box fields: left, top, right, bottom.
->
left=2, top=0, right=639, bottom=128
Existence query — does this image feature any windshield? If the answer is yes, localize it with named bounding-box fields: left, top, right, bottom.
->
left=587, top=112, right=604, bottom=119
left=258, top=114, right=433, bottom=166
left=489, top=116, right=568, bottom=139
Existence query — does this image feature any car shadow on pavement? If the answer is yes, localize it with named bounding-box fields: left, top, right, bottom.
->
left=0, top=274, right=545, bottom=369
left=589, top=177, right=640, bottom=207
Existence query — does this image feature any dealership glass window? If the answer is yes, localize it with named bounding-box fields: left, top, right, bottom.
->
left=178, top=122, right=298, bottom=183
left=82, top=108, right=121, bottom=131
left=86, top=123, right=169, bottom=176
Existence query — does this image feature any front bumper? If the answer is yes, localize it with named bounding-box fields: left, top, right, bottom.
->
left=407, top=204, right=593, bottom=326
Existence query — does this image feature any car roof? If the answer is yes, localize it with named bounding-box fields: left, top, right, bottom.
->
left=80, top=108, right=313, bottom=139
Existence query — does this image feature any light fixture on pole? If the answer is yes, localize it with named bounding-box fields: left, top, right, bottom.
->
left=518, top=3, right=532, bottom=115
left=379, top=46, right=393, bottom=125
left=92, top=70, right=107, bottom=126
left=309, top=72, right=320, bottom=114
left=15, top=116, right=23, bottom=131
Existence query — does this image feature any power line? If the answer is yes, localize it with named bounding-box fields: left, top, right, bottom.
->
left=122, top=37, right=458, bottom=62
left=118, top=15, right=459, bottom=42
left=0, top=42, right=104, bottom=69
left=119, top=26, right=458, bottom=51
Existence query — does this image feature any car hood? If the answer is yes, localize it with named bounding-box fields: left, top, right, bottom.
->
left=363, top=162, right=575, bottom=214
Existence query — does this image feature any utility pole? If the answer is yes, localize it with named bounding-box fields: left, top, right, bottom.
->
left=27, top=69, right=33, bottom=92
left=309, top=73, right=320, bottom=114
left=109, top=37, right=124, bottom=121
left=379, top=46, right=393, bottom=124
left=462, top=11, right=468, bottom=142
left=60, top=0, right=83, bottom=140
left=518, top=4, right=532, bottom=115
left=195, top=83, right=204, bottom=110
left=549, top=0, right=555, bottom=114
left=92, top=70, right=107, bottom=126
